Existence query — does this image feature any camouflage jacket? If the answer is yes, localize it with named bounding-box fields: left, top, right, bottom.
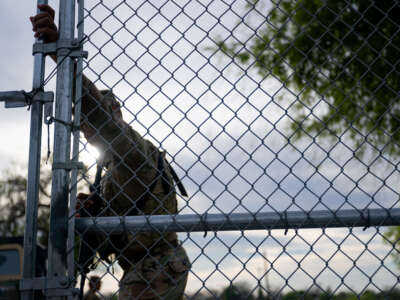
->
left=80, top=76, right=179, bottom=269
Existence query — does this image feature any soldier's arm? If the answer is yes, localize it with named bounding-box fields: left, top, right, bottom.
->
left=30, top=5, right=135, bottom=152
left=29, top=5, right=114, bottom=140
left=30, top=4, right=157, bottom=178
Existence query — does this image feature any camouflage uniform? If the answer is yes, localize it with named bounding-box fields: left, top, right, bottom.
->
left=83, top=291, right=101, bottom=300
left=80, top=76, right=190, bottom=300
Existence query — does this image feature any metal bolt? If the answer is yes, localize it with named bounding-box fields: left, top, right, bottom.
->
left=59, top=278, right=68, bottom=287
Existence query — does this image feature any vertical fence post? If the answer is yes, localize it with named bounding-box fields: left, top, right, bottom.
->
left=47, top=0, right=76, bottom=299
left=68, top=0, right=85, bottom=298
left=21, top=1, right=48, bottom=300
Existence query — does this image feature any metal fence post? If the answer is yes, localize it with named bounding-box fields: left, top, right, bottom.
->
left=21, top=1, right=48, bottom=300
left=68, top=0, right=85, bottom=298
left=47, top=0, right=76, bottom=299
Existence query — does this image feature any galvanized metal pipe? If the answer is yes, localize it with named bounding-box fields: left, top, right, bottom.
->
left=21, top=1, right=48, bottom=300
left=68, top=0, right=85, bottom=295
left=75, top=208, right=400, bottom=234
left=47, top=1, right=76, bottom=299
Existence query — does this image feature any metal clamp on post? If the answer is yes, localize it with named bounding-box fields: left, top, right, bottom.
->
left=33, top=38, right=88, bottom=58
left=0, top=90, right=53, bottom=108
left=20, top=276, right=79, bottom=297
left=0, top=90, right=54, bottom=125
left=52, top=161, right=85, bottom=171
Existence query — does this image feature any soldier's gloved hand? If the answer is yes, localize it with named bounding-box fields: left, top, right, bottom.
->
left=30, top=4, right=58, bottom=43
left=76, top=193, right=95, bottom=218
left=76, top=192, right=104, bottom=218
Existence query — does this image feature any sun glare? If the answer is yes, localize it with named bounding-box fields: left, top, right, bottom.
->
left=80, top=143, right=100, bottom=166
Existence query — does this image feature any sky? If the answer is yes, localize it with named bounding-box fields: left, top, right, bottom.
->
left=0, top=0, right=399, bottom=297
left=0, top=2, right=36, bottom=171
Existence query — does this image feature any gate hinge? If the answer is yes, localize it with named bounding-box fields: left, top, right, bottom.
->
left=0, top=89, right=54, bottom=124
left=20, top=276, right=79, bottom=297
left=33, top=38, right=88, bottom=58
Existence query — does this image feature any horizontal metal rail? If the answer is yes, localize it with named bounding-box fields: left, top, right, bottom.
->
left=75, top=208, right=400, bottom=234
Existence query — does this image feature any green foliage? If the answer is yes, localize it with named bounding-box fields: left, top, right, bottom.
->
left=221, top=282, right=256, bottom=300
left=213, top=0, right=400, bottom=271
left=0, top=162, right=52, bottom=246
left=383, top=226, right=400, bottom=267
left=216, top=0, right=400, bottom=156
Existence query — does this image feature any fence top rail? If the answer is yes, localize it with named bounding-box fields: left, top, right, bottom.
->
left=75, top=208, right=400, bottom=234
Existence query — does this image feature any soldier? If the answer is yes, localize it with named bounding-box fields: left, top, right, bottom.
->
left=30, top=4, right=190, bottom=300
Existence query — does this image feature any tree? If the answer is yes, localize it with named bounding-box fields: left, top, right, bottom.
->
left=0, top=162, right=52, bottom=247
left=220, top=282, right=256, bottom=300
left=214, top=0, right=400, bottom=269
left=383, top=226, right=400, bottom=268
left=216, top=0, right=400, bottom=156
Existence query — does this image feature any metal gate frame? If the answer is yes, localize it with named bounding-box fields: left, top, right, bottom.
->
left=14, top=0, right=400, bottom=299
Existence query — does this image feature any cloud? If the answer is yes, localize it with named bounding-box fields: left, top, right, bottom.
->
left=0, top=1, right=399, bottom=297
left=0, top=1, right=37, bottom=168
left=0, top=1, right=62, bottom=172
left=176, top=227, right=398, bottom=295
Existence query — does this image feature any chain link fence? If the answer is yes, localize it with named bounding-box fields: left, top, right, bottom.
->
left=35, top=0, right=400, bottom=299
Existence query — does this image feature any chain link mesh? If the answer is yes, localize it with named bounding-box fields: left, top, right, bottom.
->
left=66, top=0, right=400, bottom=299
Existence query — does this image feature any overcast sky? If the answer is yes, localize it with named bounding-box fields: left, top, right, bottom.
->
left=0, top=0, right=399, bottom=297
left=0, top=1, right=35, bottom=171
